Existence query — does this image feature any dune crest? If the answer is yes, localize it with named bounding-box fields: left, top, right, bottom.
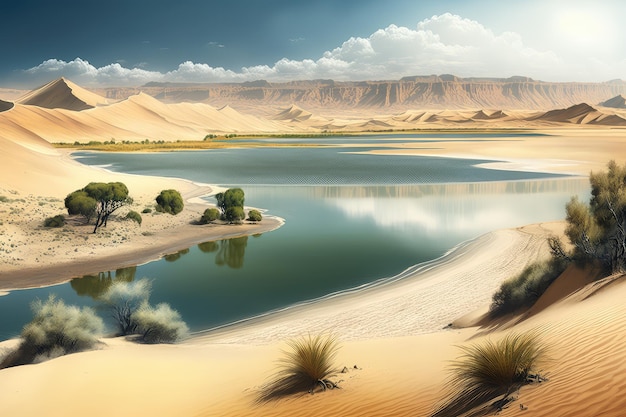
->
left=16, top=77, right=110, bottom=111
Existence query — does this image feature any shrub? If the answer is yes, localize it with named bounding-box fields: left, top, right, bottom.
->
left=125, top=210, right=142, bottom=225
left=155, top=189, right=184, bottom=215
left=490, top=258, right=567, bottom=316
left=132, top=302, right=189, bottom=343
left=0, top=295, right=104, bottom=368
left=433, top=332, right=547, bottom=416
left=258, top=334, right=341, bottom=402
left=224, top=206, right=245, bottom=223
left=247, top=209, right=262, bottom=222
left=0, top=195, right=9, bottom=203
left=200, top=207, right=220, bottom=224
left=44, top=214, right=65, bottom=228
left=141, top=208, right=152, bottom=214
left=100, top=278, right=151, bottom=336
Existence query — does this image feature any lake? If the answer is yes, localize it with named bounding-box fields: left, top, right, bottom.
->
left=0, top=135, right=590, bottom=339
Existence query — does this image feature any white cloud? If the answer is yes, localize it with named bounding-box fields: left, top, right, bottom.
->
left=15, top=13, right=624, bottom=87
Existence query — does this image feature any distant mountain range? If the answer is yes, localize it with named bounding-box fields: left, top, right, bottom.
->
left=83, top=75, right=626, bottom=111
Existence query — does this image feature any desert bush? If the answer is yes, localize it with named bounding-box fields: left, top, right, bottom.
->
left=0, top=295, right=104, bottom=368
left=247, top=209, right=262, bottom=222
left=155, top=189, right=184, bottom=215
left=125, top=210, right=142, bottom=225
left=44, top=214, right=65, bottom=228
left=0, top=195, right=9, bottom=203
left=131, top=302, right=189, bottom=343
left=141, top=207, right=152, bottom=214
left=258, top=334, right=341, bottom=402
left=100, top=278, right=151, bottom=336
left=200, top=207, right=220, bottom=224
left=490, top=258, right=567, bottom=316
left=433, top=332, right=547, bottom=417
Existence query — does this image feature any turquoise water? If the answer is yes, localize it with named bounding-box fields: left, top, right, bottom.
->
left=0, top=136, right=590, bottom=339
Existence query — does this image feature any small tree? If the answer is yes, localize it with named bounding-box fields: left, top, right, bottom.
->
left=215, top=188, right=245, bottom=217
left=155, top=189, right=184, bottom=215
left=557, top=160, right=626, bottom=273
left=200, top=207, right=220, bottom=224
left=247, top=209, right=262, bottom=222
left=65, top=182, right=131, bottom=233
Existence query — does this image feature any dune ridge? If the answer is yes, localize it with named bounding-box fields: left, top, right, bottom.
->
left=16, top=77, right=111, bottom=110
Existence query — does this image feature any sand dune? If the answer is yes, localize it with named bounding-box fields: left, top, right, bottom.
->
left=600, top=94, right=626, bottom=109
left=0, top=99, right=13, bottom=112
left=17, top=78, right=111, bottom=110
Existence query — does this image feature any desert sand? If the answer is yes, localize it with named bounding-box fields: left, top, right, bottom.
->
left=2, top=79, right=626, bottom=416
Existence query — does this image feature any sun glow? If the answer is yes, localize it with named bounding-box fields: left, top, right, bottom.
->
left=555, top=8, right=613, bottom=47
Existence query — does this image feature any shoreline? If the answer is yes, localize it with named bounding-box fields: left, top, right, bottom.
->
left=194, top=221, right=563, bottom=345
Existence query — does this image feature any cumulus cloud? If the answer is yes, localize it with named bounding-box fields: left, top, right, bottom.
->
left=12, top=13, right=621, bottom=87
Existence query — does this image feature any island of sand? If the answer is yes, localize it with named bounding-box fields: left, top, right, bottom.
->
left=1, top=77, right=626, bottom=416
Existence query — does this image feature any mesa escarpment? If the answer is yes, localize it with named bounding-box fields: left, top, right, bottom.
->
left=91, top=75, right=626, bottom=111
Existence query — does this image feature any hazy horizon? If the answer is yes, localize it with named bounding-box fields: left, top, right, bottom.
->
left=3, top=0, right=625, bottom=88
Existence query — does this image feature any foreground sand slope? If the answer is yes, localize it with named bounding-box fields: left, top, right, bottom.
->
left=2, top=223, right=626, bottom=416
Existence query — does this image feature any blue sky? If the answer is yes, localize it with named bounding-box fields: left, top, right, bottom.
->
left=2, top=0, right=625, bottom=87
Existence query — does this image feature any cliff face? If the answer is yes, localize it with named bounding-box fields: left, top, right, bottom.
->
left=98, top=76, right=626, bottom=110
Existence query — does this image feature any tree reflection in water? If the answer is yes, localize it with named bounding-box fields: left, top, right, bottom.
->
left=198, top=236, right=249, bottom=269
left=70, top=266, right=137, bottom=299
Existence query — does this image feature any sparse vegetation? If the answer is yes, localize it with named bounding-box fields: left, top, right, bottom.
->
left=432, top=332, right=547, bottom=417
left=100, top=278, right=151, bottom=336
left=490, top=258, right=567, bottom=316
left=125, top=210, right=142, bottom=225
left=99, top=278, right=188, bottom=343
left=131, top=302, right=189, bottom=343
left=155, top=189, right=184, bottom=215
left=247, top=209, right=262, bottom=222
left=200, top=207, right=220, bottom=224
left=0, top=295, right=104, bottom=369
left=142, top=207, right=152, bottom=214
left=0, top=195, right=9, bottom=203
left=44, top=214, right=65, bottom=228
left=258, top=334, right=341, bottom=402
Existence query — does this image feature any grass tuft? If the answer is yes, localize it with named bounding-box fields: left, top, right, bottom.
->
left=432, top=332, right=547, bottom=417
left=258, top=333, right=341, bottom=402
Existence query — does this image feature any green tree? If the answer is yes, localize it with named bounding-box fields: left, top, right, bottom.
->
left=215, top=188, right=245, bottom=217
left=560, top=160, right=626, bottom=272
left=155, top=189, right=184, bottom=215
left=224, top=206, right=245, bottom=223
left=66, top=182, right=131, bottom=233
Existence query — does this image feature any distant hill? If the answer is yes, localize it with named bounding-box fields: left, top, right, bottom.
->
left=600, top=95, right=626, bottom=109
left=16, top=77, right=110, bottom=111
left=92, top=75, right=626, bottom=111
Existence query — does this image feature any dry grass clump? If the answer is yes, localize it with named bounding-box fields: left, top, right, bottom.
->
left=258, top=333, right=341, bottom=402
left=432, top=332, right=547, bottom=417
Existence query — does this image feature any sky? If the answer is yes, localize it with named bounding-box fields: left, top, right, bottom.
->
left=1, top=0, right=625, bottom=88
